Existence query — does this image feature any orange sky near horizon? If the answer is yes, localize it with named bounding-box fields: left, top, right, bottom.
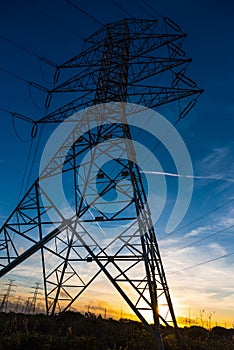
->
left=1, top=272, right=233, bottom=330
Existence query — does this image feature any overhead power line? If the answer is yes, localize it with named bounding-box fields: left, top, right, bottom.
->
left=169, top=251, right=234, bottom=275
left=164, top=224, right=234, bottom=258
left=109, top=0, right=134, bottom=18
left=17, top=138, right=35, bottom=200
left=0, top=34, right=57, bottom=68
left=140, top=0, right=182, bottom=32
left=0, top=66, right=29, bottom=85
left=38, top=8, right=84, bottom=42
left=65, top=0, right=104, bottom=26
left=137, top=3, right=156, bottom=20
left=159, top=198, right=234, bottom=241
left=64, top=26, right=84, bottom=41
left=140, top=0, right=164, bottom=19
left=0, top=107, right=36, bottom=143
left=0, top=107, right=34, bottom=124
left=0, top=66, right=48, bottom=92
left=0, top=66, right=49, bottom=110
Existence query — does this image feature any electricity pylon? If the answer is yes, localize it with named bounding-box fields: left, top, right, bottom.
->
left=27, top=282, right=42, bottom=314
left=0, top=18, right=203, bottom=349
left=0, top=279, right=17, bottom=312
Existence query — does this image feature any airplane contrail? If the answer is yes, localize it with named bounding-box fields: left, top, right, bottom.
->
left=141, top=170, right=234, bottom=182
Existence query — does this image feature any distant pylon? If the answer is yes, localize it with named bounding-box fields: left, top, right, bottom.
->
left=28, top=282, right=42, bottom=314
left=15, top=296, right=22, bottom=313
left=23, top=297, right=31, bottom=314
left=0, top=279, right=17, bottom=312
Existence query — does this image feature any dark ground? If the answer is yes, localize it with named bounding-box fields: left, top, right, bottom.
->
left=0, top=311, right=233, bottom=350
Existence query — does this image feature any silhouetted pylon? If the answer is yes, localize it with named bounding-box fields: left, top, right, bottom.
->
left=0, top=18, right=203, bottom=349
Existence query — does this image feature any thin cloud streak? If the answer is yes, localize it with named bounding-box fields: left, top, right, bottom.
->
left=142, top=170, right=234, bottom=182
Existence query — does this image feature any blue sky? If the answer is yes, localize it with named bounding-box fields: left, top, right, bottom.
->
left=0, top=0, right=233, bottom=325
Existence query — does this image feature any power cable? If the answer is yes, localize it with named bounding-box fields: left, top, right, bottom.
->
left=0, top=33, right=58, bottom=86
left=17, top=138, right=34, bottom=201
left=38, top=7, right=84, bottom=42
left=0, top=66, right=29, bottom=85
left=0, top=66, right=48, bottom=93
left=64, top=26, right=84, bottom=41
left=159, top=198, right=234, bottom=241
left=164, top=224, right=234, bottom=257
left=109, top=0, right=134, bottom=18
left=0, top=66, right=49, bottom=111
left=21, top=58, right=60, bottom=192
left=0, top=107, right=34, bottom=124
left=39, top=59, right=54, bottom=85
left=11, top=115, right=32, bottom=143
left=140, top=0, right=183, bottom=33
left=65, top=0, right=104, bottom=26
left=137, top=4, right=155, bottom=20
left=28, top=84, right=47, bottom=111
left=0, top=107, right=35, bottom=143
left=140, top=0, right=164, bottom=19
left=169, top=251, right=234, bottom=275
left=0, top=34, right=57, bottom=68
left=24, top=123, right=45, bottom=193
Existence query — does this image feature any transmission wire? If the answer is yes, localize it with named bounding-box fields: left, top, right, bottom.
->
left=65, top=0, right=104, bottom=26
left=28, top=84, right=47, bottom=111
left=0, top=65, right=49, bottom=112
left=140, top=0, right=164, bottom=19
left=163, top=224, right=234, bottom=258
left=38, top=7, right=84, bottom=42
left=11, top=115, right=32, bottom=143
left=0, top=34, right=56, bottom=67
left=169, top=251, right=234, bottom=275
left=137, top=3, right=155, bottom=19
left=0, top=66, right=29, bottom=85
left=159, top=198, right=234, bottom=241
left=17, top=138, right=34, bottom=201
left=24, top=123, right=45, bottom=193
left=109, top=0, right=134, bottom=18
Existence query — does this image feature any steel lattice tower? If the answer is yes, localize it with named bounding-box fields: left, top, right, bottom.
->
left=0, top=18, right=203, bottom=349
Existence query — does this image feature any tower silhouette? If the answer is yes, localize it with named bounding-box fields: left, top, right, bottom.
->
left=0, top=279, right=16, bottom=312
left=0, top=18, right=202, bottom=349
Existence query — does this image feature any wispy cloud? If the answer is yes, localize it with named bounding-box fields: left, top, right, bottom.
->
left=208, top=243, right=227, bottom=255
left=194, top=147, right=234, bottom=192
left=200, top=147, right=230, bottom=167
left=184, top=226, right=211, bottom=238
left=218, top=207, right=234, bottom=226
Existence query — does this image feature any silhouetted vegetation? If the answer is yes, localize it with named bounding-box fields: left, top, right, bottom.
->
left=0, top=311, right=233, bottom=349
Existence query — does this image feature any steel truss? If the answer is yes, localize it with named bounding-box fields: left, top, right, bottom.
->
left=0, top=18, right=203, bottom=349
